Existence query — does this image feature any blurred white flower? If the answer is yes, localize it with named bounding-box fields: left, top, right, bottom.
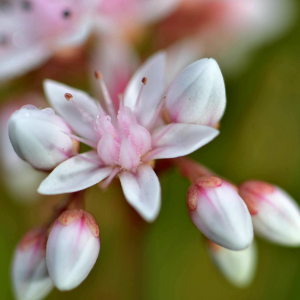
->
left=239, top=180, right=300, bottom=246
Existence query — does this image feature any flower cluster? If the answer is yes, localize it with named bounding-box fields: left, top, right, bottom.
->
left=1, top=1, right=299, bottom=300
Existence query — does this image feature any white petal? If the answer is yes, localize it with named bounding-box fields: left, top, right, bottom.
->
left=165, top=58, right=226, bottom=126
left=209, top=242, right=257, bottom=288
left=119, top=164, right=161, bottom=222
left=44, top=80, right=100, bottom=142
left=0, top=44, right=52, bottom=82
left=150, top=123, right=219, bottom=160
left=124, top=52, right=166, bottom=127
left=38, top=151, right=112, bottom=195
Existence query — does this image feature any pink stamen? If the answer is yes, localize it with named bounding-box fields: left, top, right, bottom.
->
left=77, top=154, right=103, bottom=166
left=147, top=96, right=166, bottom=130
left=100, top=166, right=120, bottom=189
left=134, top=77, right=147, bottom=111
left=152, top=123, right=175, bottom=146
left=95, top=71, right=117, bottom=122
left=142, top=148, right=164, bottom=163
left=61, top=132, right=97, bottom=148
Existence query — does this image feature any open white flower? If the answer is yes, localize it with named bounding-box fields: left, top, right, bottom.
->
left=30, top=53, right=225, bottom=222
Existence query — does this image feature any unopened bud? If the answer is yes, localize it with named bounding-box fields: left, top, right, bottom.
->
left=187, top=176, right=253, bottom=250
left=208, top=240, right=257, bottom=288
left=46, top=209, right=100, bottom=291
left=165, top=58, right=226, bottom=127
left=11, top=228, right=53, bottom=300
left=239, top=180, right=300, bottom=246
left=8, top=105, right=78, bottom=171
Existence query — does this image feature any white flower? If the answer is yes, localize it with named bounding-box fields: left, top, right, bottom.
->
left=35, top=53, right=223, bottom=222
left=46, top=209, right=100, bottom=291
left=187, top=176, right=253, bottom=250
left=11, top=228, right=53, bottom=300
left=208, top=240, right=257, bottom=288
left=8, top=105, right=78, bottom=171
left=239, top=180, right=300, bottom=246
left=0, top=0, right=97, bottom=81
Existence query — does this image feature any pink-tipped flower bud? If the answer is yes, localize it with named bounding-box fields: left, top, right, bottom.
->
left=208, top=240, right=257, bottom=288
left=239, top=180, right=300, bottom=246
left=11, top=228, right=53, bottom=300
left=165, top=58, right=226, bottom=127
left=8, top=105, right=78, bottom=171
left=46, top=209, right=100, bottom=291
left=187, top=176, right=253, bottom=250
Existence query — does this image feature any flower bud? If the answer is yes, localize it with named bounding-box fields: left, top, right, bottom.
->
left=187, top=176, right=253, bottom=250
left=239, top=180, right=300, bottom=246
left=208, top=240, right=257, bottom=288
left=165, top=58, right=226, bottom=127
left=8, top=105, right=78, bottom=171
left=11, top=228, right=53, bottom=300
left=46, top=209, right=100, bottom=291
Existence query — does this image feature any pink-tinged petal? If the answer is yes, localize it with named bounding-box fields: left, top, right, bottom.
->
left=43, top=80, right=100, bottom=142
left=38, top=151, right=112, bottom=195
left=149, top=123, right=219, bottom=160
left=11, top=228, right=53, bottom=300
left=188, top=177, right=253, bottom=250
left=208, top=241, right=257, bottom=288
left=47, top=210, right=100, bottom=291
left=165, top=58, right=226, bottom=127
left=119, top=164, right=161, bottom=222
left=239, top=180, right=300, bottom=246
left=124, top=52, right=166, bottom=127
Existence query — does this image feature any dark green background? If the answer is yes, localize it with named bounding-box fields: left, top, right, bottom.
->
left=2, top=5, right=300, bottom=299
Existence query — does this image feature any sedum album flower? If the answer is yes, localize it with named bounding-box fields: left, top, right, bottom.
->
left=0, top=0, right=97, bottom=81
left=239, top=180, right=300, bottom=246
left=208, top=240, right=257, bottom=288
left=187, top=176, right=253, bottom=250
left=11, top=228, right=53, bottom=300
left=46, top=209, right=100, bottom=291
left=35, top=53, right=224, bottom=222
left=8, top=105, right=78, bottom=171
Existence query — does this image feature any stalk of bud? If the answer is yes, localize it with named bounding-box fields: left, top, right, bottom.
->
left=46, top=209, right=100, bottom=291
left=8, top=105, right=78, bottom=171
left=11, top=228, right=53, bottom=300
left=208, top=240, right=257, bottom=288
left=239, top=180, right=300, bottom=246
left=187, top=176, right=253, bottom=250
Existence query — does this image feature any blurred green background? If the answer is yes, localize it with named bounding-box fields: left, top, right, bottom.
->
left=2, top=3, right=300, bottom=300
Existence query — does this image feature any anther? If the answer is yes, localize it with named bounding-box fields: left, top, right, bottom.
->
left=64, top=93, right=73, bottom=101
left=142, top=77, right=147, bottom=85
left=94, top=71, right=102, bottom=80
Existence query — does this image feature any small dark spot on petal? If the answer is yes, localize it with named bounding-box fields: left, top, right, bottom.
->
left=62, top=10, right=71, bottom=18
left=0, top=35, right=9, bottom=46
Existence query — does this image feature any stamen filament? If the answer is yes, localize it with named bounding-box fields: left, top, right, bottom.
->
left=100, top=167, right=120, bottom=189
left=134, top=77, right=147, bottom=111
left=62, top=132, right=97, bottom=148
left=152, top=123, right=175, bottom=146
left=147, top=96, right=166, bottom=130
left=77, top=154, right=103, bottom=165
left=95, top=71, right=117, bottom=122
